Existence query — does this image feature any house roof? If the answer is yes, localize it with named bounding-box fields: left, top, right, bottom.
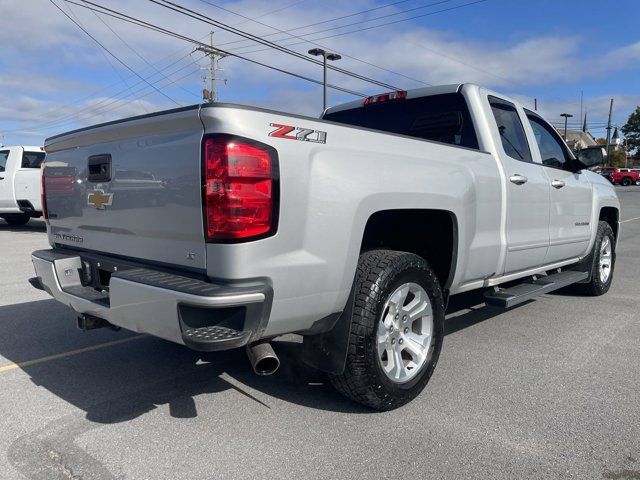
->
left=558, top=129, right=598, bottom=147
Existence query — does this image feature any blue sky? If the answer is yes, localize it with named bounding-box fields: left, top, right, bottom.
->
left=1, top=0, right=639, bottom=146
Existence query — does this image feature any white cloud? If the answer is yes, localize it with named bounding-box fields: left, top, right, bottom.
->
left=1, top=0, right=639, bottom=145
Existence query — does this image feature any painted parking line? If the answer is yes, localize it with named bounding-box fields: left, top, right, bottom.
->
left=621, top=216, right=640, bottom=224
left=0, top=335, right=146, bottom=374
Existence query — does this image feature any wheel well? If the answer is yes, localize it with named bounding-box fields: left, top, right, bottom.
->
left=600, top=207, right=619, bottom=239
left=360, top=209, right=457, bottom=289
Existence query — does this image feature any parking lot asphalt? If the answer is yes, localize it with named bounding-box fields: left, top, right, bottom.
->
left=0, top=187, right=639, bottom=480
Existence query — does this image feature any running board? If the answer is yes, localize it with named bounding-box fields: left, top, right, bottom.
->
left=484, top=270, right=589, bottom=308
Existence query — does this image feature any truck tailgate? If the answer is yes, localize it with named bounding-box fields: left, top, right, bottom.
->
left=43, top=106, right=206, bottom=270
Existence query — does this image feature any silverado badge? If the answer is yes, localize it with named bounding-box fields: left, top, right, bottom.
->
left=87, top=190, right=113, bottom=210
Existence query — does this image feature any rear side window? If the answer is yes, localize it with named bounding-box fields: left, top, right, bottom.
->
left=0, top=150, right=8, bottom=172
left=488, top=96, right=532, bottom=163
left=22, top=151, right=45, bottom=169
left=323, top=93, right=479, bottom=149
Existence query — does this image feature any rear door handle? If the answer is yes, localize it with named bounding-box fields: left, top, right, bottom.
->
left=551, top=180, right=566, bottom=189
left=509, top=174, right=528, bottom=185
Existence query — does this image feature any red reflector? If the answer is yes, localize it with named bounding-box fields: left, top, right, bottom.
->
left=364, top=90, right=407, bottom=106
left=203, top=137, right=276, bottom=241
left=41, top=167, right=48, bottom=220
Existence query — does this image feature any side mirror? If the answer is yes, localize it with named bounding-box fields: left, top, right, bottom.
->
left=577, top=147, right=607, bottom=168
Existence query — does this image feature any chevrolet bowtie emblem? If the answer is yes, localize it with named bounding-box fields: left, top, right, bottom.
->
left=87, top=190, right=113, bottom=210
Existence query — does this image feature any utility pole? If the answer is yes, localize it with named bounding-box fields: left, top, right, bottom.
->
left=196, top=32, right=227, bottom=103
left=579, top=90, right=583, bottom=125
left=534, top=98, right=537, bottom=111
left=605, top=98, right=614, bottom=163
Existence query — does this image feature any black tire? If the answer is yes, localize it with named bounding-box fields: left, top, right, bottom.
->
left=621, top=177, right=632, bottom=186
left=635, top=179, right=640, bottom=186
left=2, top=214, right=30, bottom=226
left=329, top=249, right=445, bottom=411
left=571, top=221, right=615, bottom=296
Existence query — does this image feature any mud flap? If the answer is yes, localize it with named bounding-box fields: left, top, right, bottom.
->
left=301, top=285, right=355, bottom=375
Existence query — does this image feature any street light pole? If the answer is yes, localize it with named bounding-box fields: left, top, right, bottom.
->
left=560, top=113, right=573, bottom=141
left=308, top=48, right=342, bottom=112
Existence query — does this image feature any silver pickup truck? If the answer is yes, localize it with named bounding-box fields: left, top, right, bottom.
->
left=31, top=84, right=619, bottom=410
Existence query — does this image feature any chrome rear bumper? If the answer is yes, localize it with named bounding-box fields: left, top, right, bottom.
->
left=31, top=249, right=271, bottom=350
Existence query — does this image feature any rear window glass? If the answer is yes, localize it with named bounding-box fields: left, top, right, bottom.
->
left=0, top=150, right=8, bottom=172
left=323, top=93, right=479, bottom=149
left=22, top=151, right=45, bottom=169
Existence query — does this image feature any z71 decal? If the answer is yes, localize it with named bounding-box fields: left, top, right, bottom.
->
left=269, top=123, right=327, bottom=144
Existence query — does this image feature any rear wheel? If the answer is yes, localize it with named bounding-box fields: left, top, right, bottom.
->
left=572, top=221, right=615, bottom=296
left=329, top=249, right=444, bottom=411
left=621, top=177, right=632, bottom=186
left=636, top=178, right=640, bottom=186
left=1, top=214, right=30, bottom=226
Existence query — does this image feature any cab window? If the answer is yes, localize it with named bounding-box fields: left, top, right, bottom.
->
left=0, top=150, right=9, bottom=172
left=525, top=111, right=571, bottom=169
left=21, top=151, right=45, bottom=169
left=488, top=96, right=532, bottom=163
left=323, top=93, right=480, bottom=149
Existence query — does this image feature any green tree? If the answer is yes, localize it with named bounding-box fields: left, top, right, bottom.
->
left=622, top=106, right=640, bottom=154
left=607, top=149, right=627, bottom=167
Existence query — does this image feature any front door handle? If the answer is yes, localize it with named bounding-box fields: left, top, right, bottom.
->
left=551, top=180, right=566, bottom=189
left=509, top=174, right=528, bottom=185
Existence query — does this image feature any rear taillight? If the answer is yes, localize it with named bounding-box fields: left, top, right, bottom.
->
left=202, top=136, right=278, bottom=241
left=41, top=167, right=48, bottom=220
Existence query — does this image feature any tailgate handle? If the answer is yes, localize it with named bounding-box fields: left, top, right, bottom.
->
left=87, top=154, right=112, bottom=182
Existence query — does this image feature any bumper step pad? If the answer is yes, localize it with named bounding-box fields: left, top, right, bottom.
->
left=182, top=326, right=250, bottom=351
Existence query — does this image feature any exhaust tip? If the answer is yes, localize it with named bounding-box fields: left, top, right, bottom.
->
left=247, top=342, right=280, bottom=376
left=254, top=356, right=280, bottom=375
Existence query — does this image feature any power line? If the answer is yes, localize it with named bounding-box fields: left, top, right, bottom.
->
left=17, top=65, right=205, bottom=136
left=198, top=0, right=439, bottom=86
left=67, top=0, right=369, bottom=97
left=88, top=6, right=199, bottom=99
left=148, top=0, right=402, bottom=90
left=48, top=0, right=181, bottom=106
left=7, top=2, right=315, bottom=137
left=6, top=55, right=206, bottom=135
left=233, top=0, right=312, bottom=26
left=222, top=0, right=499, bottom=85
left=231, top=0, right=490, bottom=57
left=2, top=9, right=199, bottom=134
left=215, top=0, right=419, bottom=49
left=62, top=0, right=142, bottom=105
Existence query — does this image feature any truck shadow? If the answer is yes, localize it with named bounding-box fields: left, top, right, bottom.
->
left=0, top=218, right=46, bottom=232
left=0, top=291, right=550, bottom=423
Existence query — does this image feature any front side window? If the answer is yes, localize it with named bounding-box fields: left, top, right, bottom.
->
left=488, top=96, right=532, bottom=163
left=0, top=150, right=9, bottom=172
left=21, top=151, right=45, bottom=169
left=526, top=112, right=572, bottom=169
